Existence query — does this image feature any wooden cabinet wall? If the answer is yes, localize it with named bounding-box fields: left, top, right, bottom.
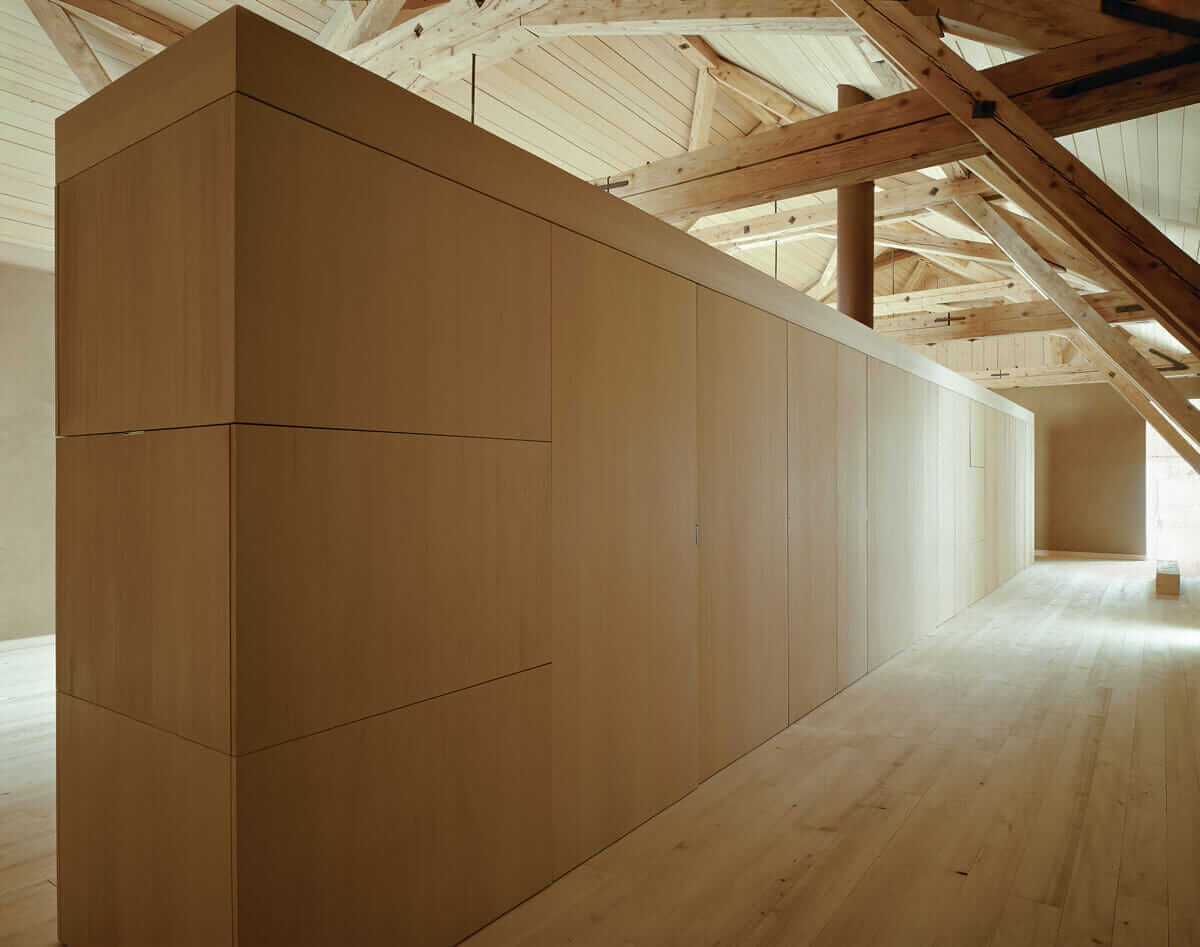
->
left=55, top=14, right=1035, bottom=946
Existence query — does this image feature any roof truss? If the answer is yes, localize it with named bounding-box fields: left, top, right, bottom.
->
left=832, top=0, right=1200, bottom=467
left=601, top=29, right=1200, bottom=223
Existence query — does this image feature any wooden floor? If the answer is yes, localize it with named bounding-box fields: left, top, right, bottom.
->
left=0, top=635, right=56, bottom=947
left=2, top=557, right=1197, bottom=947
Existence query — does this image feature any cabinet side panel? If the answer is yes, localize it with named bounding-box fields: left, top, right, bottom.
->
left=57, top=695, right=233, bottom=947
left=56, top=97, right=235, bottom=436
left=936, top=387, right=958, bottom=624
left=836, top=346, right=868, bottom=690
left=56, top=426, right=232, bottom=752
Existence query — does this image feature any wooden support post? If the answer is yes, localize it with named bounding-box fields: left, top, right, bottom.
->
left=689, top=71, right=717, bottom=151
left=837, top=84, right=873, bottom=328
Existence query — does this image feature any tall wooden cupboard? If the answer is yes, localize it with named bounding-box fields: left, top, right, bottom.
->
left=55, top=9, right=1035, bottom=945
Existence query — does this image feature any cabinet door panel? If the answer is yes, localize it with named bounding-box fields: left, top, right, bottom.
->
left=235, top=425, right=550, bottom=753
left=787, top=327, right=838, bottom=722
left=697, top=289, right=788, bottom=778
left=869, top=359, right=921, bottom=670
left=58, top=696, right=233, bottom=947
left=235, top=95, right=550, bottom=440
left=837, top=346, right=869, bottom=690
left=236, top=668, right=552, bottom=947
left=57, top=426, right=231, bottom=751
left=551, top=228, right=699, bottom=872
left=57, top=98, right=235, bottom=435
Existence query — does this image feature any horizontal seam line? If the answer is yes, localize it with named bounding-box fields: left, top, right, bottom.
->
left=59, top=661, right=552, bottom=759
left=56, top=421, right=550, bottom=443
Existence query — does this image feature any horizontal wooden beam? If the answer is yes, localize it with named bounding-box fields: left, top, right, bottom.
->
left=969, top=361, right=1199, bottom=390
left=691, top=176, right=990, bottom=248
left=603, top=29, right=1200, bottom=223
left=872, top=277, right=1032, bottom=315
left=878, top=292, right=1147, bottom=343
left=521, top=0, right=858, bottom=35
left=520, top=0, right=1120, bottom=43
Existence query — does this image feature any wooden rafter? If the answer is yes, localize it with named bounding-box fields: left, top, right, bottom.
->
left=61, top=0, right=188, bottom=47
left=330, top=0, right=446, bottom=52
left=343, top=0, right=543, bottom=90
left=673, top=34, right=820, bottom=130
left=904, top=0, right=1131, bottom=51
left=25, top=0, right=110, bottom=94
left=860, top=225, right=1010, bottom=265
left=984, top=203, right=1110, bottom=292
left=806, top=243, right=840, bottom=300
left=915, top=251, right=1006, bottom=285
left=962, top=158, right=1117, bottom=292
left=600, top=29, right=1200, bottom=223
left=952, top=192, right=1200, bottom=462
left=317, top=2, right=363, bottom=49
left=812, top=246, right=910, bottom=304
left=832, top=0, right=1200, bottom=363
left=1109, top=378, right=1200, bottom=474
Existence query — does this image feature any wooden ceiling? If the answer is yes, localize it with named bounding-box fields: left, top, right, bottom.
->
left=3, top=0, right=1200, bottom=398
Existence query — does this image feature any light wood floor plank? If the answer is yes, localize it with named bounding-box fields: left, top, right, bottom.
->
left=1, top=557, right=1196, bottom=947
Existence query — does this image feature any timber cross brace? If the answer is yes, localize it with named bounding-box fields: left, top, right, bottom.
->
left=829, top=0, right=1200, bottom=473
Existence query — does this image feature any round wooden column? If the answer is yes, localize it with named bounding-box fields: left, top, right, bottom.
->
left=836, top=84, right=875, bottom=329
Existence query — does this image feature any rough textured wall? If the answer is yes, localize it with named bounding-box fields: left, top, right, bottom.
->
left=1005, top=384, right=1146, bottom=557
left=0, top=263, right=54, bottom=640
